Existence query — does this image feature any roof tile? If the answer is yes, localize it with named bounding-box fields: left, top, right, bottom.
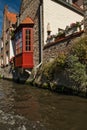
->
left=6, top=11, right=17, bottom=24
left=21, top=17, right=34, bottom=24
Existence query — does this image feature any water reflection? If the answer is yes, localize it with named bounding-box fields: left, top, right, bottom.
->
left=13, top=85, right=41, bottom=121
left=0, top=79, right=87, bottom=130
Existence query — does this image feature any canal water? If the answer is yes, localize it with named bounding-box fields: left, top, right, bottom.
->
left=0, top=80, right=87, bottom=130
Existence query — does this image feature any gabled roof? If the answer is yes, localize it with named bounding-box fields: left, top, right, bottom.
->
left=6, top=11, right=17, bottom=24
left=14, top=17, right=34, bottom=33
left=21, top=17, right=34, bottom=24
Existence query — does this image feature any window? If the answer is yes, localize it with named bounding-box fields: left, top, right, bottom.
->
left=15, top=31, right=22, bottom=55
left=72, top=0, right=78, bottom=3
left=6, top=51, right=9, bottom=65
left=1, top=56, right=3, bottom=65
left=1, top=40, right=3, bottom=48
left=25, top=29, right=32, bottom=51
left=64, top=0, right=73, bottom=4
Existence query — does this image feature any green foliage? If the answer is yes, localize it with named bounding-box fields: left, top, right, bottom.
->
left=10, top=30, right=15, bottom=38
left=42, top=35, right=87, bottom=91
left=71, top=36, right=87, bottom=64
left=66, top=55, right=87, bottom=91
left=42, top=53, right=66, bottom=81
left=64, top=36, right=87, bottom=91
left=42, top=62, right=54, bottom=81
left=42, top=82, right=49, bottom=89
left=55, top=32, right=65, bottom=39
left=35, top=36, right=87, bottom=94
left=5, top=40, right=8, bottom=44
left=54, top=53, right=66, bottom=68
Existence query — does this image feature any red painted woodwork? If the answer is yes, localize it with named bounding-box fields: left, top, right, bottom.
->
left=23, top=28, right=33, bottom=52
left=15, top=52, right=33, bottom=68
left=22, top=52, right=33, bottom=68
left=15, top=54, right=22, bottom=67
left=14, top=17, right=34, bottom=68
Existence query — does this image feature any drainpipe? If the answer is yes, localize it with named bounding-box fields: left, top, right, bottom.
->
left=34, top=0, right=43, bottom=68
left=16, top=14, right=20, bottom=27
left=25, top=69, right=31, bottom=75
left=32, top=2, right=43, bottom=78
left=25, top=0, right=43, bottom=76
left=39, top=0, right=43, bottom=64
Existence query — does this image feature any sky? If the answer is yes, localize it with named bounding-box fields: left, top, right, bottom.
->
left=0, top=0, right=21, bottom=37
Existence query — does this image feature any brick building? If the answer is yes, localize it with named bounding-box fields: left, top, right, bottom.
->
left=14, top=0, right=83, bottom=68
left=0, top=6, right=17, bottom=67
left=0, top=0, right=84, bottom=80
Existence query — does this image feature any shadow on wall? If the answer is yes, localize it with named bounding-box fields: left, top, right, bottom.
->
left=12, top=68, right=30, bottom=84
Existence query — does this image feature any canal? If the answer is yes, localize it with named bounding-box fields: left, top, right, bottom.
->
left=0, top=80, right=87, bottom=130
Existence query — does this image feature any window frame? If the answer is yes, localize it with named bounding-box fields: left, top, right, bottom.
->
left=23, top=28, right=33, bottom=52
left=15, top=30, right=23, bottom=55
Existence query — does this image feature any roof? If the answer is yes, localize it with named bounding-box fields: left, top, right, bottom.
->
left=72, top=3, right=83, bottom=11
left=6, top=11, right=17, bottom=24
left=14, top=17, right=34, bottom=33
left=21, top=17, right=34, bottom=24
left=54, top=0, right=83, bottom=16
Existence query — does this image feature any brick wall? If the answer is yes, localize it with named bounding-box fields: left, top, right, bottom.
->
left=19, top=0, right=84, bottom=66
left=84, top=0, right=87, bottom=34
left=2, top=6, right=9, bottom=65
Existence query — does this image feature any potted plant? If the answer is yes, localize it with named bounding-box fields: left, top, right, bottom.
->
left=76, top=22, right=81, bottom=31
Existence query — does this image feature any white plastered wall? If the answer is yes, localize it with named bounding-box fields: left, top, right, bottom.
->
left=43, top=0, right=83, bottom=44
left=10, top=40, right=14, bottom=59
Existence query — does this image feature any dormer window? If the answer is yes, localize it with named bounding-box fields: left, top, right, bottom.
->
left=64, top=0, right=79, bottom=5
left=63, top=0, right=83, bottom=9
left=72, top=0, right=78, bottom=4
left=64, top=0, right=73, bottom=4
left=67, top=0, right=72, bottom=4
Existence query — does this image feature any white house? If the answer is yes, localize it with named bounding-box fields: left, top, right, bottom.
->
left=43, top=0, right=83, bottom=44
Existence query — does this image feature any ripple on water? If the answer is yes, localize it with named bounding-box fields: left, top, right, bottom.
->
left=0, top=109, right=46, bottom=130
left=0, top=91, right=5, bottom=99
left=0, top=80, right=87, bottom=130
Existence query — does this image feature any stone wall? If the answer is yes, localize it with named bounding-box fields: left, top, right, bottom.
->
left=43, top=32, right=84, bottom=63
left=20, top=0, right=42, bottom=66
left=84, top=0, right=87, bottom=34
left=20, top=0, right=32, bottom=14
left=0, top=65, right=13, bottom=80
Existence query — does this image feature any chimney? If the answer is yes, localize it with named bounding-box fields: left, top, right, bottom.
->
left=16, top=14, right=20, bottom=27
left=4, top=5, right=8, bottom=14
left=47, top=23, right=51, bottom=36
